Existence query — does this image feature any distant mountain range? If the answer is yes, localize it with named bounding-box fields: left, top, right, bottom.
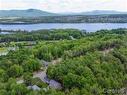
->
left=0, top=9, right=127, bottom=17
left=68, top=10, right=127, bottom=15
left=0, top=9, right=58, bottom=17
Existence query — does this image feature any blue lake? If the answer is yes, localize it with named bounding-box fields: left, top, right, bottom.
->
left=0, top=23, right=127, bottom=32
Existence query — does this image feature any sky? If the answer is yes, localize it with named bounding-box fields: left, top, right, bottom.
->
left=0, top=0, right=127, bottom=13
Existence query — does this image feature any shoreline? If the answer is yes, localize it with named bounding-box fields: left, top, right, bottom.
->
left=1, top=22, right=127, bottom=25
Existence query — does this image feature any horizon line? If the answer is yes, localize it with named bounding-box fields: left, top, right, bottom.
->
left=0, top=8, right=127, bottom=13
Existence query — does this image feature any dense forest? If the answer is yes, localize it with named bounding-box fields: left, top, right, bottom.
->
left=0, top=29, right=84, bottom=42
left=0, top=14, right=127, bottom=24
left=0, top=28, right=127, bottom=95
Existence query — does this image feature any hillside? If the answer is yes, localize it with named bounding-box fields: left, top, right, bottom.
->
left=0, top=9, right=57, bottom=17
left=0, top=9, right=127, bottom=23
left=0, top=14, right=127, bottom=24
left=69, top=10, right=127, bottom=15
left=0, top=9, right=127, bottom=18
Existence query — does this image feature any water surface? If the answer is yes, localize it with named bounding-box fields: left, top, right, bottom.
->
left=0, top=23, right=127, bottom=32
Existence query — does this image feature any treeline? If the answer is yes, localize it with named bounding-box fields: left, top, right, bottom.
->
left=0, top=14, right=127, bottom=24
left=0, top=29, right=84, bottom=42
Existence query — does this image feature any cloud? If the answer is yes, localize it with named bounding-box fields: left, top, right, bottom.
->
left=0, top=0, right=127, bottom=12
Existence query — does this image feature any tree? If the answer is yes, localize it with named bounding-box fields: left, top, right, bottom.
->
left=23, top=72, right=33, bottom=86
left=10, top=84, right=28, bottom=95
left=7, top=65, right=23, bottom=77
left=22, top=58, right=40, bottom=72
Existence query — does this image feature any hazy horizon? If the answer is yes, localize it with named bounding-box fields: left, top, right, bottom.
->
left=1, top=9, right=127, bottom=14
left=0, top=0, right=127, bottom=13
